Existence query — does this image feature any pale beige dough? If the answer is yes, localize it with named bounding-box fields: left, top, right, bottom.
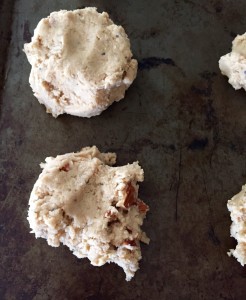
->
left=219, top=33, right=246, bottom=91
left=24, top=8, right=137, bottom=117
left=227, top=184, right=246, bottom=265
left=27, top=146, right=149, bottom=281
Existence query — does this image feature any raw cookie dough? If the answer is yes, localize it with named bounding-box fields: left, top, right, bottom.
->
left=27, top=146, right=149, bottom=281
left=227, top=184, right=246, bottom=265
left=219, top=33, right=246, bottom=91
left=24, top=8, right=137, bottom=117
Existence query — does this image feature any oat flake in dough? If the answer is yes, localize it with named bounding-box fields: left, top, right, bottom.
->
left=24, top=8, right=138, bottom=117
left=219, top=33, right=246, bottom=91
left=27, top=146, right=149, bottom=281
left=227, top=184, right=246, bottom=266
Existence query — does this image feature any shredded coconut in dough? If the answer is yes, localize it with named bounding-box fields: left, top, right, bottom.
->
left=24, top=8, right=137, bottom=117
left=27, top=146, right=149, bottom=281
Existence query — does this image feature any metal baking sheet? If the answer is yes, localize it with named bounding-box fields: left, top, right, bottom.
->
left=1, top=1, right=246, bottom=299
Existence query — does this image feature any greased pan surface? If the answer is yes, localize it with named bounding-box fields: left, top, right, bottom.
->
left=1, top=1, right=246, bottom=299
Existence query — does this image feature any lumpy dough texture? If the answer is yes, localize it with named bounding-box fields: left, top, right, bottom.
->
left=27, top=146, right=149, bottom=281
left=227, top=184, right=246, bottom=266
left=24, top=8, right=138, bottom=117
left=219, top=33, right=246, bottom=91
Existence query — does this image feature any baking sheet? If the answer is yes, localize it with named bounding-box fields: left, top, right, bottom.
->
left=1, top=0, right=246, bottom=299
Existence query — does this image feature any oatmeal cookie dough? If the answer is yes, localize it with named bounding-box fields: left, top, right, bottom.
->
left=27, top=146, right=149, bottom=281
left=219, top=33, right=246, bottom=91
left=227, top=184, right=246, bottom=265
left=24, top=8, right=137, bottom=117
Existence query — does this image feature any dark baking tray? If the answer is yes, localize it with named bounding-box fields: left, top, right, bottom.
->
left=1, top=1, right=246, bottom=299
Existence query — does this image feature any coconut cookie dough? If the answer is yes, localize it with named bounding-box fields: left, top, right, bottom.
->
left=227, top=184, right=246, bottom=266
left=27, top=146, right=149, bottom=281
left=24, top=8, right=137, bottom=117
left=219, top=33, right=246, bottom=91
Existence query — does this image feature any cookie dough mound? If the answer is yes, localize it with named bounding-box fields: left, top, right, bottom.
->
left=28, top=146, right=149, bottom=281
left=227, top=184, right=246, bottom=265
left=219, top=33, right=246, bottom=91
left=24, top=8, right=137, bottom=117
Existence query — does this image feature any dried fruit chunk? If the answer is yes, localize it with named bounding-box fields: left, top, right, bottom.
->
left=59, top=163, right=70, bottom=172
left=124, top=183, right=137, bottom=208
left=137, top=200, right=149, bottom=213
left=123, top=183, right=149, bottom=214
left=123, top=239, right=137, bottom=247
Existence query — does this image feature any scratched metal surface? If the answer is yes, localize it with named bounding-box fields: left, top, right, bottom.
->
left=1, top=0, right=246, bottom=299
